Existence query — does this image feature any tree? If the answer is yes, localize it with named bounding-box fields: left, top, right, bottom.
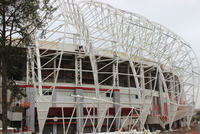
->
left=197, top=110, right=200, bottom=116
left=8, top=80, right=26, bottom=107
left=0, top=0, right=56, bottom=133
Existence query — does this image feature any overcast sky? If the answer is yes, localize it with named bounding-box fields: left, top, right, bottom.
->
left=101, top=0, right=200, bottom=107
left=101, top=0, right=200, bottom=60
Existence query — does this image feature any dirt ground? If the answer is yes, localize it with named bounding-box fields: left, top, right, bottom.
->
left=161, top=125, right=200, bottom=134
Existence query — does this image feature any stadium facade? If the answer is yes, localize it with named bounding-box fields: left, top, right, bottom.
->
left=0, top=0, right=199, bottom=134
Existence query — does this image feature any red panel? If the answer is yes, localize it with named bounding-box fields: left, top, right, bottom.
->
left=108, top=107, right=115, bottom=115
left=36, top=107, right=98, bottom=117
left=121, top=108, right=140, bottom=116
left=153, top=105, right=161, bottom=116
left=48, top=107, right=75, bottom=117
left=121, top=108, right=132, bottom=116
left=164, top=103, right=168, bottom=115
left=83, top=107, right=97, bottom=115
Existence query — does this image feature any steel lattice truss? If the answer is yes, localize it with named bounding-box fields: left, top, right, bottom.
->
left=26, top=0, right=200, bottom=133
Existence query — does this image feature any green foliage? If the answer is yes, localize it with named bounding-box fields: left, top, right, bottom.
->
left=193, top=115, right=200, bottom=121
left=7, top=47, right=27, bottom=80
left=192, top=110, right=200, bottom=121
left=0, top=0, right=56, bottom=49
left=0, top=0, right=56, bottom=81
left=197, top=110, right=200, bottom=116
left=0, top=0, right=56, bottom=132
left=7, top=80, right=26, bottom=106
left=0, top=0, right=56, bottom=100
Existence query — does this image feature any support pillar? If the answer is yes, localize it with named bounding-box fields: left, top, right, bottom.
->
left=159, top=73, right=165, bottom=116
left=52, top=90, right=57, bottom=134
left=52, top=58, right=57, bottom=134
left=186, top=113, right=192, bottom=129
left=112, top=54, right=120, bottom=130
left=26, top=47, right=35, bottom=132
left=76, top=89, right=83, bottom=134
left=75, top=47, right=84, bottom=133
left=53, top=124, right=57, bottom=134
left=169, top=74, right=176, bottom=131
left=113, top=91, right=121, bottom=130
left=26, top=87, right=35, bottom=132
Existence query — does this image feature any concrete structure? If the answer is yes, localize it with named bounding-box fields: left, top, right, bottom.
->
left=0, top=0, right=199, bottom=134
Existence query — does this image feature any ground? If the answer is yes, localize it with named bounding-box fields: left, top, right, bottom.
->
left=161, top=125, right=200, bottom=134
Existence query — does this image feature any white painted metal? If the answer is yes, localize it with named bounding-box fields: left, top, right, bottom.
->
left=28, top=0, right=200, bottom=133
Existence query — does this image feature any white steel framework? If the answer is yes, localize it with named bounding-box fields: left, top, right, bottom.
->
left=26, top=0, right=200, bottom=133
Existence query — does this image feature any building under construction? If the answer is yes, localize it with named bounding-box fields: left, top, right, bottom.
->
left=0, top=0, right=199, bottom=134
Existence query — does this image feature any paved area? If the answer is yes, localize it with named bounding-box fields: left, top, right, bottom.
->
left=161, top=126, right=200, bottom=134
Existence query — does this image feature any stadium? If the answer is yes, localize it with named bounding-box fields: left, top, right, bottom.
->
left=1, top=0, right=199, bottom=134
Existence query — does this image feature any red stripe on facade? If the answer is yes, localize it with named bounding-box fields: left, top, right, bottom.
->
left=35, top=122, right=77, bottom=125
left=17, top=85, right=120, bottom=92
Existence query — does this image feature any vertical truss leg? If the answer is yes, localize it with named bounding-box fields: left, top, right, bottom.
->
left=75, top=48, right=84, bottom=133
left=76, top=90, right=83, bottom=134
left=113, top=55, right=121, bottom=130
left=27, top=47, right=35, bottom=132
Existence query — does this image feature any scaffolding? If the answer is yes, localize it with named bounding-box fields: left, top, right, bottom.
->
left=26, top=0, right=200, bottom=133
